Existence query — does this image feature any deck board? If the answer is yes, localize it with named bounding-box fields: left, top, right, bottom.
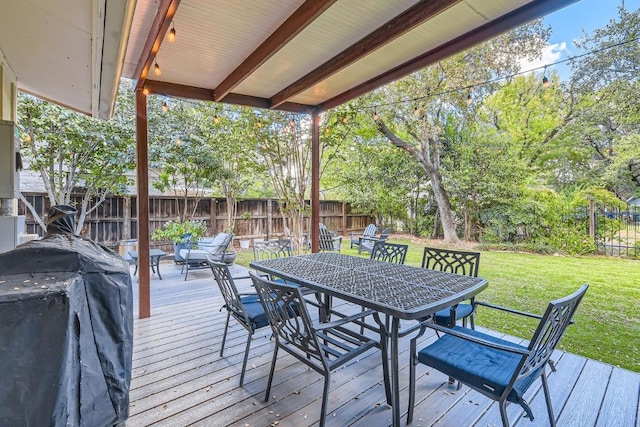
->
left=126, top=263, right=640, bottom=427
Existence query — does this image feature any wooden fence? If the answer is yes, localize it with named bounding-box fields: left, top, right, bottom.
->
left=18, top=194, right=375, bottom=252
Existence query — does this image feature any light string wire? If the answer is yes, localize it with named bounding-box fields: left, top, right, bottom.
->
left=364, top=35, right=639, bottom=111
left=156, top=36, right=638, bottom=115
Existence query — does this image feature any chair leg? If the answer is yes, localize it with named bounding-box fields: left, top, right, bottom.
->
left=407, top=337, right=418, bottom=424
left=499, top=400, right=509, bottom=427
left=220, top=312, right=230, bottom=357
left=541, top=374, right=556, bottom=427
left=264, top=345, right=279, bottom=402
left=319, top=371, right=331, bottom=427
left=239, top=330, right=253, bottom=386
left=184, top=262, right=189, bottom=281
left=470, top=313, right=475, bottom=330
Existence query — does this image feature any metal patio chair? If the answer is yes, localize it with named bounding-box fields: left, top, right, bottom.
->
left=250, top=273, right=388, bottom=427
left=407, top=284, right=588, bottom=426
left=421, top=246, right=480, bottom=328
left=370, top=240, right=409, bottom=264
left=208, top=260, right=270, bottom=386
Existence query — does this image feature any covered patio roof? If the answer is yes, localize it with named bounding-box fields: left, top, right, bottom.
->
left=123, top=0, right=577, bottom=112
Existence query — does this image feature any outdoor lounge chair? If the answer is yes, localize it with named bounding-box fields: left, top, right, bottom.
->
left=407, top=284, right=588, bottom=426
left=208, top=261, right=270, bottom=386
left=350, top=224, right=377, bottom=249
left=250, top=273, right=387, bottom=427
left=180, top=232, right=233, bottom=280
left=421, top=247, right=481, bottom=328
left=318, top=224, right=342, bottom=252
left=358, top=227, right=392, bottom=255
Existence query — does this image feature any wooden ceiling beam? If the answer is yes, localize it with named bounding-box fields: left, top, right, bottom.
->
left=145, top=80, right=314, bottom=114
left=214, top=0, right=337, bottom=102
left=320, top=0, right=578, bottom=111
left=269, top=0, right=461, bottom=109
left=133, top=0, right=182, bottom=90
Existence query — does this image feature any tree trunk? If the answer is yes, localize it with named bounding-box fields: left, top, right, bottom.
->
left=376, top=120, right=460, bottom=244
left=427, top=168, right=460, bottom=244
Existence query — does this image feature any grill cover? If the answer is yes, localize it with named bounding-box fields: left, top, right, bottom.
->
left=0, top=206, right=133, bottom=426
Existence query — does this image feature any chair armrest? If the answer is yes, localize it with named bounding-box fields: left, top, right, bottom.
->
left=475, top=301, right=543, bottom=320
left=422, top=322, right=530, bottom=355
left=314, top=309, right=376, bottom=331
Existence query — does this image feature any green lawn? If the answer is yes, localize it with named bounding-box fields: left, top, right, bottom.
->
left=234, top=238, right=640, bottom=372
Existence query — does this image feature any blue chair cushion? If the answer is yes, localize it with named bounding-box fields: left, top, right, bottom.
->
left=239, top=295, right=269, bottom=330
left=417, top=327, right=539, bottom=405
left=433, top=303, right=473, bottom=325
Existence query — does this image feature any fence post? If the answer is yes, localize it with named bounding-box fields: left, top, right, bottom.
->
left=342, top=202, right=347, bottom=235
left=209, top=197, right=216, bottom=235
left=267, top=198, right=273, bottom=240
left=589, top=197, right=595, bottom=239
left=123, top=196, right=131, bottom=240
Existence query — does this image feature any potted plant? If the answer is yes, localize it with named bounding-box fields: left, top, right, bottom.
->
left=151, top=219, right=208, bottom=263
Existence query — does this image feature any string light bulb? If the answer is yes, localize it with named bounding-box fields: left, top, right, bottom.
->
left=466, top=94, right=472, bottom=106
left=289, top=119, right=296, bottom=128
left=257, top=121, right=263, bottom=128
left=167, top=23, right=176, bottom=43
left=372, top=110, right=379, bottom=121
left=413, top=105, right=420, bottom=117
left=342, top=116, right=348, bottom=124
left=153, top=61, right=162, bottom=76
left=162, top=102, right=168, bottom=112
left=542, top=75, right=550, bottom=89
left=213, top=115, right=220, bottom=124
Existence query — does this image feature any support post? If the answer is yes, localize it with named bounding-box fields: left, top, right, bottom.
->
left=136, top=89, right=151, bottom=318
left=311, top=110, right=320, bottom=253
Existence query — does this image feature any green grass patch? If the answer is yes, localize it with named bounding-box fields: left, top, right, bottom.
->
left=234, top=238, right=640, bottom=372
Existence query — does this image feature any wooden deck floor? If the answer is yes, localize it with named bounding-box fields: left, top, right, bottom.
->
left=127, top=263, right=640, bottom=427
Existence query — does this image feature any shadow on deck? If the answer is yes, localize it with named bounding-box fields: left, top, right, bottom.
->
left=127, top=263, right=640, bottom=427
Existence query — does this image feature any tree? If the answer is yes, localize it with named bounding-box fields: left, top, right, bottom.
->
left=18, top=81, right=136, bottom=234
left=371, top=21, right=550, bottom=243
left=148, top=99, right=226, bottom=221
left=250, top=111, right=311, bottom=253
left=561, top=4, right=640, bottom=198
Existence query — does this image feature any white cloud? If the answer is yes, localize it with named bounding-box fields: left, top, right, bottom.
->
left=518, top=42, right=568, bottom=73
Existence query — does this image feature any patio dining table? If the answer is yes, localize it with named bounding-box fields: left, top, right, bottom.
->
left=250, top=252, right=488, bottom=427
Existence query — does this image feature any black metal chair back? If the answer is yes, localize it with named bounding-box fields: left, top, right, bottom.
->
left=421, top=246, right=480, bottom=277
left=208, top=260, right=268, bottom=386
left=209, top=260, right=248, bottom=325
left=407, top=284, right=588, bottom=426
left=252, top=274, right=324, bottom=363
left=370, top=241, right=408, bottom=264
left=253, top=239, right=293, bottom=260
left=250, top=273, right=383, bottom=427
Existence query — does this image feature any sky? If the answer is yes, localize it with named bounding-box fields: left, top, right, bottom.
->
left=522, top=0, right=640, bottom=79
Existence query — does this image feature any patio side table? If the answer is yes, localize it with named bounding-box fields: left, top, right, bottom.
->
left=128, top=249, right=167, bottom=280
